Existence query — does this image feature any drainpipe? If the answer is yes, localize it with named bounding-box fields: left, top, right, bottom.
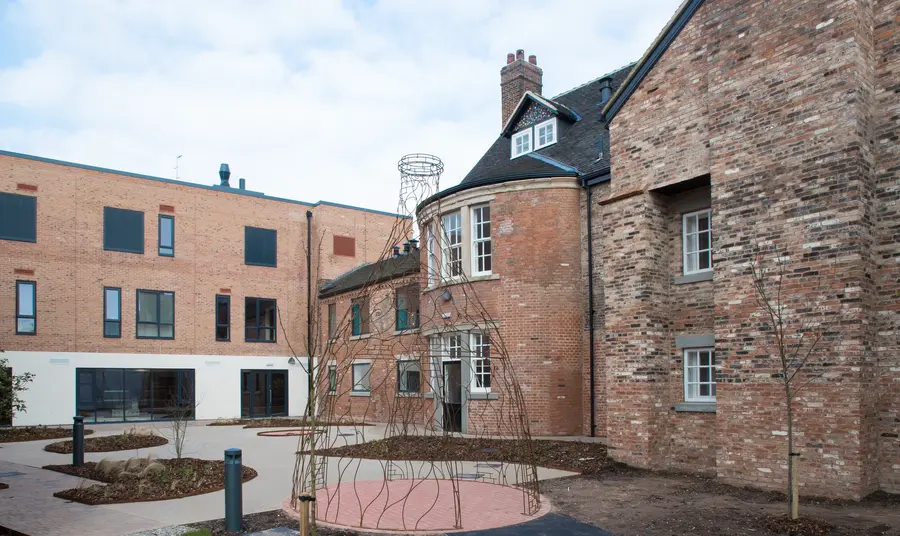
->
left=306, top=210, right=313, bottom=417
left=583, top=176, right=597, bottom=438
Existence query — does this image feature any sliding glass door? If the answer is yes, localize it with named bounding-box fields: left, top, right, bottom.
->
left=76, top=368, right=194, bottom=423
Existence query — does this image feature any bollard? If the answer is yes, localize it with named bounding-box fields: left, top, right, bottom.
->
left=297, top=493, right=315, bottom=536
left=72, top=416, right=84, bottom=467
left=224, top=448, right=243, bottom=532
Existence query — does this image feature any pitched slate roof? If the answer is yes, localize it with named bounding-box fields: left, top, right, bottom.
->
left=319, top=248, right=420, bottom=299
left=417, top=63, right=634, bottom=211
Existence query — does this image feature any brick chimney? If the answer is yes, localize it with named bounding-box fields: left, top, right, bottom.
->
left=500, top=49, right=543, bottom=128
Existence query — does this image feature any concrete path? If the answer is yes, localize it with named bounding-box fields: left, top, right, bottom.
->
left=0, top=422, right=578, bottom=535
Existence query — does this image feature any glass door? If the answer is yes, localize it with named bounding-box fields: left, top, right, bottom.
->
left=241, top=370, right=288, bottom=417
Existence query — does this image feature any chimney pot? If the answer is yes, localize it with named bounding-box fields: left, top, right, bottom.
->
left=403, top=241, right=411, bottom=254
left=218, top=163, right=231, bottom=187
left=409, top=238, right=419, bottom=249
left=393, top=246, right=400, bottom=257
left=239, top=178, right=246, bottom=190
left=599, top=77, right=613, bottom=105
left=501, top=49, right=543, bottom=127
left=506, top=53, right=514, bottom=64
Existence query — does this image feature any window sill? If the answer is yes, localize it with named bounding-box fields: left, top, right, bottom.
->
left=673, top=271, right=713, bottom=285
left=349, top=333, right=372, bottom=341
left=349, top=391, right=370, bottom=397
left=245, top=262, right=277, bottom=268
left=424, top=392, right=435, bottom=399
left=396, top=392, right=420, bottom=398
left=425, top=274, right=500, bottom=292
left=245, top=340, right=278, bottom=344
left=327, top=392, right=337, bottom=396
left=673, top=402, right=716, bottom=413
left=393, top=328, right=420, bottom=336
left=468, top=392, right=498, bottom=400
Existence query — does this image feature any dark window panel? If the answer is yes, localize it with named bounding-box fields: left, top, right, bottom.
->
left=245, top=226, right=277, bottom=267
left=104, top=207, right=144, bottom=254
left=0, top=192, right=37, bottom=243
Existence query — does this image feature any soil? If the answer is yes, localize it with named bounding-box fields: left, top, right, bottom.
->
left=541, top=472, right=900, bottom=536
left=0, top=483, right=7, bottom=490
left=208, top=418, right=372, bottom=428
left=0, top=426, right=94, bottom=443
left=44, top=433, right=168, bottom=453
left=308, top=436, right=612, bottom=475
left=188, top=509, right=389, bottom=536
left=44, top=458, right=257, bottom=505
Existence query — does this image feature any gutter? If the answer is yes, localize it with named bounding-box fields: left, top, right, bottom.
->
left=306, top=210, right=313, bottom=417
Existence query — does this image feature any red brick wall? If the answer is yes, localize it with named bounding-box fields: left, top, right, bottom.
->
left=419, top=179, right=584, bottom=436
left=0, top=153, right=402, bottom=357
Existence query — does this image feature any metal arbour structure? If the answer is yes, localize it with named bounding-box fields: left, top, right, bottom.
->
left=291, top=153, right=541, bottom=533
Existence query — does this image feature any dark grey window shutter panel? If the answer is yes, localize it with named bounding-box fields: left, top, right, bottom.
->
left=0, top=192, right=37, bottom=242
left=104, top=207, right=145, bottom=253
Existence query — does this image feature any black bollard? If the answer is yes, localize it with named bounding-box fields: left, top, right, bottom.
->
left=72, top=416, right=84, bottom=467
left=224, top=448, right=243, bottom=532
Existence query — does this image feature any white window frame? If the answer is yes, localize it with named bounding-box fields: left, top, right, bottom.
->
left=682, top=209, right=712, bottom=275
left=534, top=118, right=557, bottom=149
left=351, top=360, right=371, bottom=393
left=326, top=362, right=337, bottom=393
left=470, top=332, right=491, bottom=394
left=470, top=205, right=491, bottom=276
left=683, top=348, right=715, bottom=402
left=426, top=223, right=437, bottom=286
left=441, top=211, right=463, bottom=280
left=396, top=358, right=421, bottom=394
left=429, top=336, right=443, bottom=395
left=511, top=129, right=532, bottom=159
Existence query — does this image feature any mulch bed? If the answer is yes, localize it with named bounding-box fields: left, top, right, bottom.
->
left=188, top=509, right=386, bottom=536
left=44, top=433, right=168, bottom=454
left=208, top=418, right=371, bottom=429
left=306, top=436, right=612, bottom=475
left=763, top=515, right=833, bottom=536
left=0, top=426, right=95, bottom=443
left=0, top=483, right=8, bottom=490
left=44, top=458, right=257, bottom=505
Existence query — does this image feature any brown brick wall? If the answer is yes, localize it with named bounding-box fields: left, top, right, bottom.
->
left=0, top=153, right=403, bottom=358
left=604, top=0, right=897, bottom=498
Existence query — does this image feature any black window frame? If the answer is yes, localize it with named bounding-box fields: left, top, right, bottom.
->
left=244, top=226, right=278, bottom=267
left=135, top=289, right=175, bottom=340
left=103, top=286, right=122, bottom=338
left=103, top=207, right=145, bottom=254
left=76, top=368, right=195, bottom=424
left=245, top=297, right=277, bottom=343
left=216, top=294, right=231, bottom=342
left=158, top=214, right=174, bottom=257
left=0, top=192, right=37, bottom=243
left=15, top=280, right=36, bottom=335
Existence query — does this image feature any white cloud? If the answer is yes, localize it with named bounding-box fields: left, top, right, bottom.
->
left=0, top=0, right=683, bottom=214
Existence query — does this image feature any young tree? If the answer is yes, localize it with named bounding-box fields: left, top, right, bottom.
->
left=0, top=358, right=34, bottom=424
left=749, top=244, right=848, bottom=520
left=163, top=384, right=197, bottom=459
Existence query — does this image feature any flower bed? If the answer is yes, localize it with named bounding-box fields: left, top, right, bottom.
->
left=208, top=418, right=370, bottom=428
left=44, top=457, right=257, bottom=504
left=44, top=433, right=168, bottom=453
left=0, top=426, right=94, bottom=443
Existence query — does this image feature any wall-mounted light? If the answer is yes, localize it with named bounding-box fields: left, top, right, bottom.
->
left=288, top=357, right=297, bottom=365
left=440, top=289, right=452, bottom=302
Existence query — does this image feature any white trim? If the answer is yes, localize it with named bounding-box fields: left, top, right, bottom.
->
left=426, top=223, right=437, bottom=286
left=351, top=360, right=372, bottom=393
left=511, top=129, right=532, bottom=159
left=683, top=348, right=715, bottom=402
left=441, top=211, right=463, bottom=280
left=500, top=90, right=559, bottom=135
left=470, top=204, right=492, bottom=276
left=469, top=332, right=491, bottom=394
left=534, top=118, right=557, bottom=149
left=682, top=208, right=712, bottom=275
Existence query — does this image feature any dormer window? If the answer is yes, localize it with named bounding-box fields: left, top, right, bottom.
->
left=511, top=130, right=532, bottom=158
left=535, top=118, right=557, bottom=149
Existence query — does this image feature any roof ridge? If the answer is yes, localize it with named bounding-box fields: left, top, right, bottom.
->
left=551, top=61, right=638, bottom=100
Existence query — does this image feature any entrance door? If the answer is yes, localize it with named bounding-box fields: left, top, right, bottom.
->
left=442, top=361, right=462, bottom=432
left=241, top=370, right=288, bottom=418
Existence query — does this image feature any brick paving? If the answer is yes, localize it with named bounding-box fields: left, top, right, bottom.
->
left=0, top=460, right=165, bottom=536
left=283, top=479, right=551, bottom=533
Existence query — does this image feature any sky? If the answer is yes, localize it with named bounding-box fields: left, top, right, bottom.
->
left=0, top=0, right=683, bottom=214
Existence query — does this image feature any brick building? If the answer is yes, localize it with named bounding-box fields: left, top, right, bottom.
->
left=322, top=0, right=899, bottom=499
left=0, top=149, right=407, bottom=425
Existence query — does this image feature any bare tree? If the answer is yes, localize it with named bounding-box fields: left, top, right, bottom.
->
left=749, top=243, right=850, bottom=519
left=164, top=384, right=197, bottom=459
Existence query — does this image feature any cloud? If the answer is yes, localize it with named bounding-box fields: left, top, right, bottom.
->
left=0, top=0, right=682, bottom=214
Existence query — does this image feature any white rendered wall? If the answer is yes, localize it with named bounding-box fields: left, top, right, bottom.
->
left=3, top=352, right=311, bottom=426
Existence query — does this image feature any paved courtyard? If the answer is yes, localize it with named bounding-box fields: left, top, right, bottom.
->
left=0, top=422, right=576, bottom=535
